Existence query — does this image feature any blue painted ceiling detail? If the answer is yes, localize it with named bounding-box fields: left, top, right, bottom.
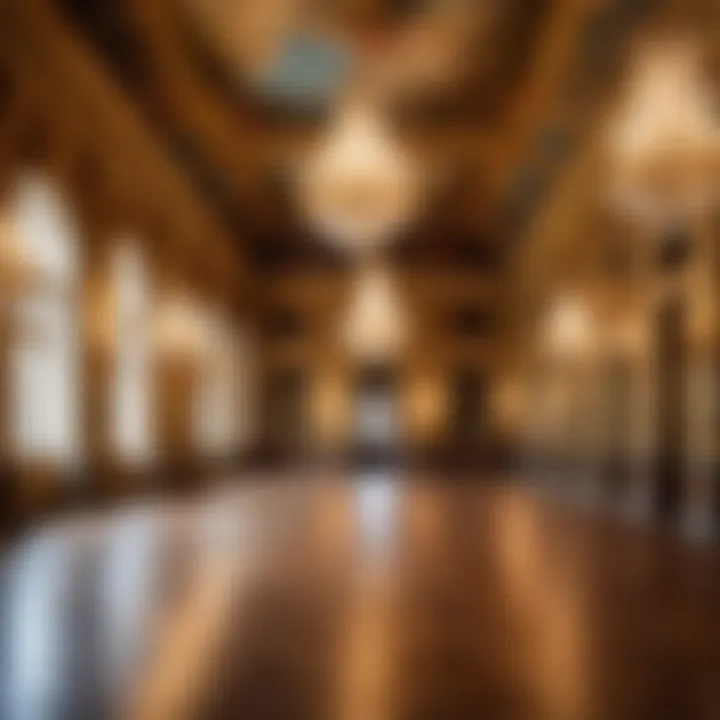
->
left=252, top=34, right=354, bottom=108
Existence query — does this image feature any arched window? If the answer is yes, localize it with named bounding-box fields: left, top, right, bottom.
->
left=3, top=174, right=82, bottom=468
left=111, top=241, right=154, bottom=465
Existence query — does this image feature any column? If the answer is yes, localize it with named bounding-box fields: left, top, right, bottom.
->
left=81, top=237, right=113, bottom=498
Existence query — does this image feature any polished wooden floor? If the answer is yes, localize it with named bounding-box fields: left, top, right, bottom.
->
left=4, top=474, right=720, bottom=719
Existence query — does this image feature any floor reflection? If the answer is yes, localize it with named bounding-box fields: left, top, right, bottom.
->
left=353, top=471, right=402, bottom=565
left=2, top=477, right=720, bottom=719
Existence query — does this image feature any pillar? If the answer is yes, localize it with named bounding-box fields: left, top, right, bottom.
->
left=81, top=237, right=113, bottom=498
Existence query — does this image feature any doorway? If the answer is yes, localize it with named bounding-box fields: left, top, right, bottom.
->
left=354, top=365, right=399, bottom=467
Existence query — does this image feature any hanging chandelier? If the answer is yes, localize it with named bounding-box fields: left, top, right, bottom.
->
left=607, top=37, right=720, bottom=227
left=342, top=263, right=408, bottom=360
left=299, top=97, right=422, bottom=254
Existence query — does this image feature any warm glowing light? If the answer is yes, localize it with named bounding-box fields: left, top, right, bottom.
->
left=153, top=295, right=209, bottom=359
left=545, top=297, right=594, bottom=357
left=0, top=218, right=44, bottom=296
left=608, top=38, right=720, bottom=224
left=300, top=99, right=421, bottom=252
left=343, top=264, right=408, bottom=360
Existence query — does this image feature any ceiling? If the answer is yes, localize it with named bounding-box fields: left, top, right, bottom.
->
left=54, top=0, right=653, bottom=271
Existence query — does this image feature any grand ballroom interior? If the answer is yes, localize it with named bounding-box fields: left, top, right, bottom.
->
left=2, top=0, right=720, bottom=718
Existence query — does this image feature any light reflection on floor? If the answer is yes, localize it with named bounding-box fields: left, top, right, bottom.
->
left=2, top=477, right=720, bottom=720
left=353, top=470, right=401, bottom=564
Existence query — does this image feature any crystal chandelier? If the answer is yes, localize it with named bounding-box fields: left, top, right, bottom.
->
left=300, top=97, right=421, bottom=254
left=607, top=37, right=720, bottom=227
left=343, top=263, right=408, bottom=360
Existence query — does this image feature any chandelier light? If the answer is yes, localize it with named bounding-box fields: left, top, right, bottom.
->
left=300, top=98, right=421, bottom=254
left=343, top=263, right=408, bottom=360
left=607, top=37, right=720, bottom=227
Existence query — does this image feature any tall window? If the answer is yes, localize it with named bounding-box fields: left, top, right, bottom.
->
left=233, top=327, right=256, bottom=451
left=194, top=311, right=238, bottom=456
left=111, top=241, right=153, bottom=465
left=4, top=174, right=81, bottom=467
